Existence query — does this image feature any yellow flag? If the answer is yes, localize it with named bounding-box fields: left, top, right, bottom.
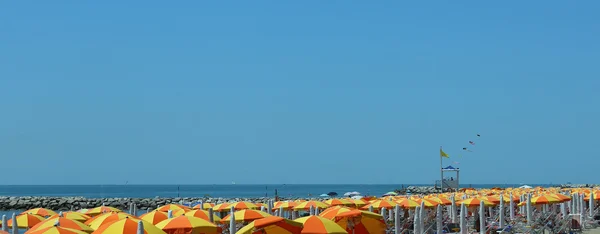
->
left=440, top=149, right=449, bottom=158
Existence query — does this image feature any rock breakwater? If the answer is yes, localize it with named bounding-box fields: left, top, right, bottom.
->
left=0, top=196, right=275, bottom=211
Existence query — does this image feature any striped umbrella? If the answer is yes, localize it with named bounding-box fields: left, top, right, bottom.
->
left=294, top=216, right=348, bottom=234
left=227, top=201, right=259, bottom=210
left=273, top=202, right=298, bottom=211
left=324, top=199, right=353, bottom=207
left=212, top=203, right=231, bottom=212
left=409, top=198, right=440, bottom=208
left=360, top=200, right=398, bottom=210
left=27, top=227, right=89, bottom=234
left=183, top=210, right=221, bottom=222
left=394, top=199, right=419, bottom=209
left=92, top=217, right=166, bottom=234
left=28, top=218, right=93, bottom=233
left=156, top=204, right=190, bottom=213
left=156, top=216, right=221, bottom=234
left=458, top=198, right=494, bottom=207
left=85, top=212, right=136, bottom=230
left=255, top=203, right=269, bottom=209
left=550, top=193, right=572, bottom=202
left=22, top=208, right=58, bottom=217
left=344, top=199, right=367, bottom=208
left=481, top=196, right=501, bottom=205
left=335, top=211, right=385, bottom=234
left=424, top=197, right=451, bottom=205
left=530, top=195, right=563, bottom=205
left=319, top=207, right=360, bottom=220
left=85, top=206, right=122, bottom=216
left=293, top=201, right=330, bottom=211
left=192, top=203, right=215, bottom=210
left=139, top=211, right=169, bottom=225
left=222, top=210, right=272, bottom=223
left=8, top=213, right=45, bottom=228
left=48, top=212, right=92, bottom=222
left=236, top=216, right=303, bottom=234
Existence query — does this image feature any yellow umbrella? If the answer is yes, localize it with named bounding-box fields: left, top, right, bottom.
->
left=324, top=199, right=353, bottom=207
left=236, top=216, right=303, bottom=234
left=221, top=210, right=272, bottom=223
left=458, top=198, right=495, bottom=207
left=156, top=204, right=190, bottom=213
left=273, top=201, right=298, bottom=211
left=335, top=211, right=385, bottom=234
left=48, top=212, right=91, bottom=222
left=28, top=217, right=93, bottom=233
left=182, top=210, right=221, bottom=222
left=294, top=216, right=347, bottom=234
left=92, top=217, right=166, bottom=234
left=85, top=212, right=136, bottom=230
left=85, top=206, right=122, bottom=216
left=8, top=213, right=45, bottom=228
left=156, top=216, right=221, bottom=234
left=227, top=201, right=259, bottom=210
left=27, top=226, right=89, bottom=234
left=293, top=201, right=329, bottom=211
left=212, top=203, right=231, bottom=212
left=22, top=208, right=58, bottom=217
left=139, top=211, right=169, bottom=225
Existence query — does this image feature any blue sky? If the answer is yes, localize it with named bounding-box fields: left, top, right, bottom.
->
left=0, top=1, right=598, bottom=185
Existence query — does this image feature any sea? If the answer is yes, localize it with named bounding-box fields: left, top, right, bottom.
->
left=0, top=184, right=552, bottom=198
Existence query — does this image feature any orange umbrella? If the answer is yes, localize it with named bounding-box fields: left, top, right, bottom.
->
left=156, top=204, right=190, bottom=213
left=293, top=201, right=330, bottom=211
left=324, top=199, right=353, bottom=207
left=8, top=213, right=45, bottom=228
left=361, top=200, right=398, bottom=210
left=273, top=201, right=298, bottom=211
left=48, top=212, right=91, bottom=222
left=319, top=206, right=360, bottom=220
left=221, top=210, right=272, bottom=223
left=394, top=199, right=419, bottom=209
left=85, top=212, right=136, bottom=230
left=334, top=211, right=385, bottom=234
left=156, top=216, right=221, bottom=234
left=192, top=203, right=215, bottom=210
left=182, top=210, right=221, bottom=222
left=409, top=198, right=440, bottom=208
left=85, top=206, right=122, bottom=216
left=22, top=208, right=58, bottom=217
left=29, top=217, right=93, bottom=233
left=294, top=216, right=347, bottom=234
left=139, top=211, right=169, bottom=225
left=530, top=195, right=563, bottom=205
left=212, top=203, right=231, bottom=212
left=93, top=217, right=166, bottom=234
left=425, top=197, right=451, bottom=205
left=458, top=198, right=494, bottom=207
left=227, top=201, right=258, bottom=210
left=27, top=226, right=89, bottom=234
left=236, top=216, right=303, bottom=234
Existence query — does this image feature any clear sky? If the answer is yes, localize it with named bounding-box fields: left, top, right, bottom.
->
left=1, top=1, right=598, bottom=185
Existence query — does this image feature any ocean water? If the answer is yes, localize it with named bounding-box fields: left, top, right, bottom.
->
left=0, top=184, right=550, bottom=198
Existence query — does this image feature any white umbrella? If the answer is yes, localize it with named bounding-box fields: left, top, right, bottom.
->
left=351, top=195, right=364, bottom=200
left=137, top=221, right=144, bottom=234
left=526, top=193, right=532, bottom=224
left=451, top=195, right=457, bottom=223
left=11, top=213, right=17, bottom=234
left=394, top=205, right=401, bottom=234
left=509, top=192, right=515, bottom=220
left=229, top=206, right=236, bottom=234
left=479, top=200, right=485, bottom=234
left=414, top=206, right=421, bottom=234
left=1, top=215, right=7, bottom=232
left=499, top=194, right=505, bottom=228
left=460, top=203, right=467, bottom=234
left=436, top=205, right=443, bottom=234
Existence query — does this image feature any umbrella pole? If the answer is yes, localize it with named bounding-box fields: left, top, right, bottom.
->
left=440, top=146, right=443, bottom=193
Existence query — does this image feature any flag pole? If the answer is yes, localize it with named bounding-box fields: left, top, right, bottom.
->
left=440, top=146, right=443, bottom=193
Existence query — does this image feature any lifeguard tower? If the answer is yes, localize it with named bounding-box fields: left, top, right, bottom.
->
left=436, top=165, right=460, bottom=192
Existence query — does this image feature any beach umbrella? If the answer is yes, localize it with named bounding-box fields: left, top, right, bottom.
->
left=22, top=208, right=58, bottom=217
left=319, top=206, right=359, bottom=220
left=182, top=210, right=221, bottom=222
left=458, top=198, right=494, bottom=207
left=526, top=193, right=532, bottom=224
left=11, top=213, right=17, bottom=234
left=227, top=201, right=258, bottom=211
left=85, top=207, right=122, bottom=216
left=212, top=203, right=231, bottom=212
left=236, top=216, right=302, bottom=234
left=2, top=215, right=7, bottom=232
left=360, top=200, right=398, bottom=210
left=324, top=199, right=353, bottom=207
left=208, top=208, right=215, bottom=223
left=509, top=192, right=515, bottom=220
left=273, top=201, right=298, bottom=211
left=221, top=210, right=272, bottom=223
left=85, top=212, right=136, bottom=230
left=139, top=211, right=169, bottom=225
left=394, top=199, right=419, bottom=209
left=48, top=212, right=91, bottom=222
left=319, top=194, right=329, bottom=197
left=459, top=203, right=466, bottom=234
left=156, top=205, right=190, bottom=213
left=530, top=194, right=563, bottom=205
left=27, top=226, right=89, bottom=234
left=293, top=201, right=329, bottom=211
left=413, top=206, right=420, bottom=234
left=382, top=192, right=397, bottom=197
left=294, top=216, right=347, bottom=234
left=229, top=207, right=236, bottom=234
left=92, top=217, right=165, bottom=234
left=156, top=216, right=221, bottom=234
left=479, top=201, right=485, bottom=234
left=76, top=209, right=89, bottom=215
left=409, top=198, right=440, bottom=208
left=192, top=203, right=215, bottom=210
left=436, top=205, right=442, bottom=234
left=344, top=199, right=366, bottom=208
left=425, top=196, right=451, bottom=205
left=28, top=218, right=93, bottom=233
left=550, top=193, right=572, bottom=202
left=332, top=211, right=385, bottom=234
left=8, top=213, right=44, bottom=228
